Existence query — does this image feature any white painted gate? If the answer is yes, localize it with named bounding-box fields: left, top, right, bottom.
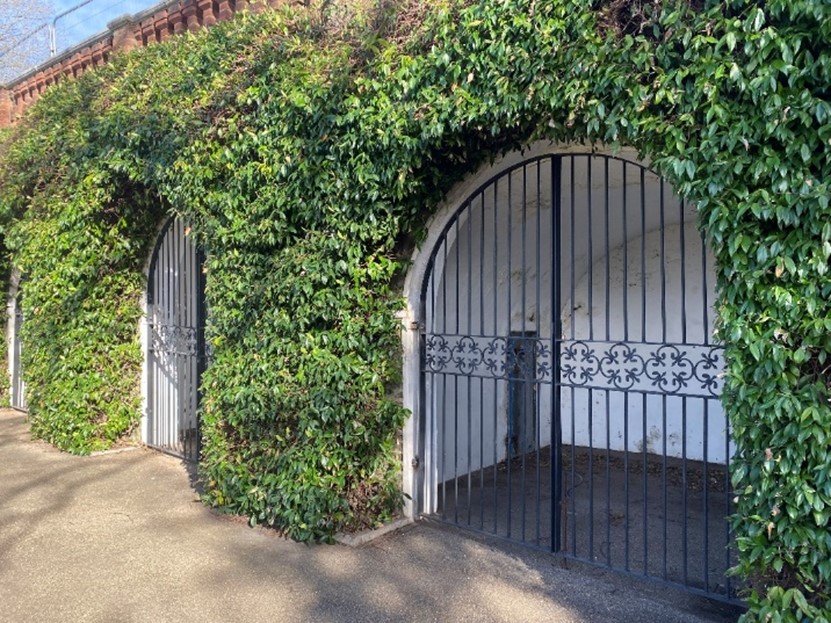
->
left=146, top=217, right=205, bottom=461
left=9, top=290, right=26, bottom=411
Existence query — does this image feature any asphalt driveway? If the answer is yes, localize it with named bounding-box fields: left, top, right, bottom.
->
left=0, top=408, right=742, bottom=623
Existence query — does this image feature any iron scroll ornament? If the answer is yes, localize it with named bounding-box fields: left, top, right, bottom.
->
left=149, top=322, right=199, bottom=357
left=424, top=334, right=724, bottom=398
left=424, top=334, right=552, bottom=383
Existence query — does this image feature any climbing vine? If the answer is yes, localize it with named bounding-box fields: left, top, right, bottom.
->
left=0, top=1, right=829, bottom=619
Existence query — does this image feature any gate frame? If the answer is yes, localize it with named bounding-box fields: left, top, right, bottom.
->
left=400, top=141, right=646, bottom=520
left=140, top=215, right=206, bottom=459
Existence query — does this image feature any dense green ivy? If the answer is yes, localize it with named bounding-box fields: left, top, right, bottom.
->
left=0, top=1, right=829, bottom=618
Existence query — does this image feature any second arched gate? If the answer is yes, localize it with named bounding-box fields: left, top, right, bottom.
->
left=146, top=217, right=206, bottom=462
left=419, top=151, right=736, bottom=601
left=9, top=286, right=27, bottom=411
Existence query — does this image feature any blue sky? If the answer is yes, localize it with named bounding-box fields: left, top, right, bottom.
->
left=0, top=0, right=163, bottom=82
left=50, top=0, right=162, bottom=53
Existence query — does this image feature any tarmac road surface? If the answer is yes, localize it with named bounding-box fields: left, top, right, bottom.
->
left=0, top=409, right=742, bottom=623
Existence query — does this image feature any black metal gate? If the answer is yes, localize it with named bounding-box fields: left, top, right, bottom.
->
left=419, top=153, right=737, bottom=602
left=146, top=217, right=205, bottom=462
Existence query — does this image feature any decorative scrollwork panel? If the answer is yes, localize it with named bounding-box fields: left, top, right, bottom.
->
left=560, top=340, right=724, bottom=397
left=424, top=334, right=724, bottom=397
left=424, top=333, right=552, bottom=383
left=150, top=322, right=199, bottom=357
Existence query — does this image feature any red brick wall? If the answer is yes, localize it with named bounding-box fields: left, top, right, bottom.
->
left=0, top=0, right=286, bottom=128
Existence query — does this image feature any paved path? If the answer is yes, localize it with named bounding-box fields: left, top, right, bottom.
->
left=0, top=409, right=741, bottom=623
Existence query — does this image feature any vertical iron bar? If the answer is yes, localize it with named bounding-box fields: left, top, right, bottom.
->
left=174, top=220, right=181, bottom=452
left=147, top=254, right=154, bottom=448
left=506, top=169, right=514, bottom=538
left=570, top=156, right=576, bottom=345
left=604, top=157, right=611, bottom=567
left=660, top=178, right=669, bottom=581
left=587, top=156, right=595, bottom=561
left=467, top=198, right=474, bottom=526
left=181, top=224, right=189, bottom=457
left=680, top=198, right=688, bottom=344
left=157, top=229, right=164, bottom=449
left=174, top=219, right=181, bottom=453
left=569, top=156, right=577, bottom=556
left=187, top=219, right=195, bottom=458
left=453, top=217, right=460, bottom=524
left=521, top=162, right=528, bottom=542
left=479, top=189, right=486, bottom=531
left=429, top=244, right=439, bottom=514
left=663, top=393, right=668, bottom=580
left=158, top=228, right=163, bottom=449
left=441, top=235, right=448, bottom=518
left=704, top=399, right=710, bottom=591
left=153, top=234, right=158, bottom=448
left=197, top=236, right=206, bottom=461
left=162, top=227, right=168, bottom=449
left=641, top=166, right=648, bottom=576
left=588, top=158, right=594, bottom=342
left=660, top=178, right=667, bottom=336
left=680, top=197, right=689, bottom=587
left=165, top=222, right=172, bottom=450
left=178, top=221, right=185, bottom=455
left=551, top=155, right=563, bottom=553
left=169, top=221, right=175, bottom=450
left=535, top=159, right=543, bottom=546
left=183, top=220, right=190, bottom=457
left=517, top=164, right=536, bottom=541
left=622, top=162, right=631, bottom=571
left=425, top=243, right=436, bottom=517
left=493, top=180, right=500, bottom=534
left=683, top=396, right=689, bottom=586
left=158, top=227, right=165, bottom=450
left=197, top=234, right=205, bottom=462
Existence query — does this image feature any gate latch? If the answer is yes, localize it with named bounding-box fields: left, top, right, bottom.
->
left=411, top=456, right=420, bottom=469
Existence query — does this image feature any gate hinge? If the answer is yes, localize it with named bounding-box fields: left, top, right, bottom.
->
left=411, top=456, right=420, bottom=469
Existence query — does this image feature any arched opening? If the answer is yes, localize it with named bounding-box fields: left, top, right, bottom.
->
left=144, top=216, right=206, bottom=462
left=7, top=272, right=27, bottom=411
left=405, top=145, right=736, bottom=601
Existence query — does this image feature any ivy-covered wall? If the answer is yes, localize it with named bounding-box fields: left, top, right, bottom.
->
left=0, top=1, right=828, bottom=620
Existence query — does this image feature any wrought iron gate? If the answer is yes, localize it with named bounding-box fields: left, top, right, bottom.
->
left=420, top=153, right=737, bottom=602
left=146, top=217, right=205, bottom=462
left=10, top=289, right=27, bottom=411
